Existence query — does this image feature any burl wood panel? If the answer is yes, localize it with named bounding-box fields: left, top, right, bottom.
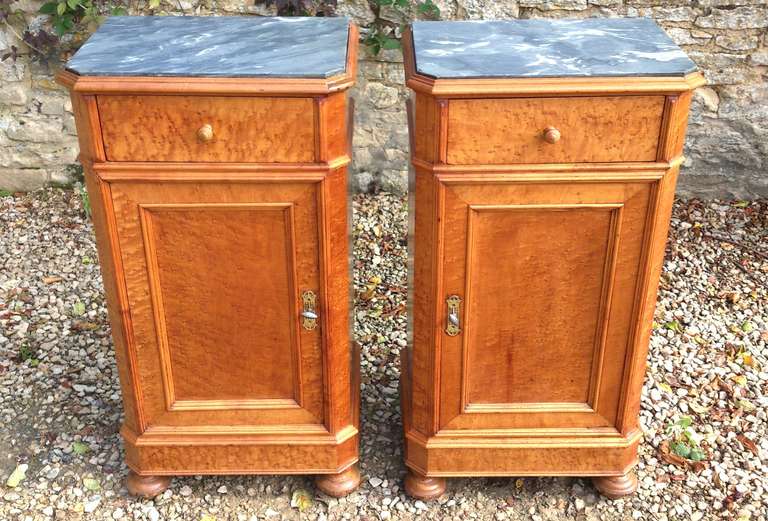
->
left=110, top=181, right=325, bottom=427
left=446, top=96, right=665, bottom=164
left=98, top=95, right=316, bottom=163
left=144, top=205, right=298, bottom=404
left=463, top=207, right=614, bottom=405
left=438, top=179, right=653, bottom=432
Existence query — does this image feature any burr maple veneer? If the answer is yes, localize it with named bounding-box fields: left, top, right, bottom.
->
left=402, top=19, right=704, bottom=500
left=58, top=16, right=360, bottom=497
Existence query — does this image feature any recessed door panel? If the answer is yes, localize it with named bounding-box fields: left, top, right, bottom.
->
left=142, top=204, right=299, bottom=409
left=438, top=178, right=653, bottom=432
left=464, top=205, right=620, bottom=409
left=110, top=180, right=324, bottom=428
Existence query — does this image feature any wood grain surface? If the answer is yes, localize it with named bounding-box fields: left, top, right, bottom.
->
left=446, top=96, right=665, bottom=164
left=98, top=95, right=315, bottom=162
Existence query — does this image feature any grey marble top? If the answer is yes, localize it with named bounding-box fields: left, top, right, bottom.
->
left=411, top=18, right=698, bottom=79
left=66, top=16, right=350, bottom=78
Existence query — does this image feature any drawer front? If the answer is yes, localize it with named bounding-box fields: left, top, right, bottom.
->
left=98, top=95, right=316, bottom=163
left=446, top=96, right=665, bottom=164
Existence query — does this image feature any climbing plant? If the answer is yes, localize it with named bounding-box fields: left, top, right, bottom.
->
left=2, top=0, right=131, bottom=63
left=365, top=0, right=440, bottom=54
left=264, top=0, right=338, bottom=16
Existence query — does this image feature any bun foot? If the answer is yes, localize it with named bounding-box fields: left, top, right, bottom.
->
left=315, top=464, right=361, bottom=497
left=126, top=471, right=171, bottom=498
left=593, top=471, right=638, bottom=499
left=405, top=469, right=446, bottom=500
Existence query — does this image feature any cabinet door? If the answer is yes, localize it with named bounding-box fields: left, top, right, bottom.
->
left=438, top=177, right=655, bottom=433
left=108, top=180, right=326, bottom=431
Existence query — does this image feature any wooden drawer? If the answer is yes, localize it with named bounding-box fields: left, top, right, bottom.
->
left=97, top=95, right=316, bottom=163
left=446, top=96, right=665, bottom=165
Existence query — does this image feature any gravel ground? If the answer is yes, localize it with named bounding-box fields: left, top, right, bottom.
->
left=1, top=188, right=766, bottom=521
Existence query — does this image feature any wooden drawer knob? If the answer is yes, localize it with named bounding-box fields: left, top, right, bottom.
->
left=197, top=124, right=214, bottom=143
left=543, top=126, right=561, bottom=144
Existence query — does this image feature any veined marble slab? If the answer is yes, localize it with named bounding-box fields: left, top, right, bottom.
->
left=66, top=16, right=349, bottom=78
left=411, top=18, right=698, bottom=79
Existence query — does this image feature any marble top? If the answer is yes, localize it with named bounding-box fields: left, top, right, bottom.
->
left=66, top=16, right=350, bottom=78
left=411, top=18, right=698, bottom=79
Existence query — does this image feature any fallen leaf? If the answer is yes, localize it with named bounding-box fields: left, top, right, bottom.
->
left=43, top=276, right=62, bottom=284
left=731, top=375, right=747, bottom=387
left=6, top=463, right=28, bottom=488
left=83, top=477, right=100, bottom=491
left=291, top=488, right=312, bottom=512
left=200, top=516, right=216, bottom=521
left=659, top=441, right=708, bottom=473
left=736, top=434, right=760, bottom=457
left=72, top=301, right=86, bottom=316
left=741, top=321, right=753, bottom=333
left=689, top=402, right=709, bottom=414
left=72, top=321, right=98, bottom=331
left=664, top=321, right=681, bottom=332
left=515, top=478, right=524, bottom=491
left=737, top=399, right=756, bottom=412
left=659, top=440, right=689, bottom=468
left=739, top=352, right=758, bottom=369
left=658, top=382, right=674, bottom=394
left=360, top=286, right=376, bottom=301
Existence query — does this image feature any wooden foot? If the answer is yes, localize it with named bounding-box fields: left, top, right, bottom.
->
left=404, top=469, right=446, bottom=500
left=315, top=464, right=361, bottom=497
left=125, top=471, right=171, bottom=498
left=592, top=471, right=638, bottom=499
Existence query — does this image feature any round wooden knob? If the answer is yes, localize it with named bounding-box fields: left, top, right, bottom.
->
left=543, top=126, right=561, bottom=144
left=197, top=124, right=213, bottom=143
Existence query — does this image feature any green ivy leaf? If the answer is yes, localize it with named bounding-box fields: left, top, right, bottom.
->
left=671, top=441, right=691, bottom=459
left=83, top=477, right=101, bottom=491
left=111, top=6, right=128, bottom=15
left=66, top=0, right=80, bottom=11
left=39, top=2, right=59, bottom=14
left=689, top=448, right=705, bottom=461
left=57, top=2, right=67, bottom=15
left=149, top=0, right=161, bottom=9
left=73, top=301, right=86, bottom=316
left=381, top=37, right=401, bottom=50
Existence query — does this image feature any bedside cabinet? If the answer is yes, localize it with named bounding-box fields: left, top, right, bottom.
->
left=401, top=19, right=704, bottom=500
left=58, top=16, right=361, bottom=497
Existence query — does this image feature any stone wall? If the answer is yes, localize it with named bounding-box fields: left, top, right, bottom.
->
left=1, top=0, right=766, bottom=196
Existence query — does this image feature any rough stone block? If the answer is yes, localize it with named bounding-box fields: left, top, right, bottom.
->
left=715, top=34, right=759, bottom=52
left=695, top=7, right=768, bottom=30
left=0, top=168, right=48, bottom=191
left=6, top=116, right=64, bottom=143
left=519, top=0, right=587, bottom=10
left=457, top=0, right=520, bottom=18
left=0, top=83, right=29, bottom=105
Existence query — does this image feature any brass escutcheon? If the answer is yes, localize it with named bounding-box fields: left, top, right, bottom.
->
left=445, top=295, right=462, bottom=336
left=301, top=290, right=319, bottom=331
